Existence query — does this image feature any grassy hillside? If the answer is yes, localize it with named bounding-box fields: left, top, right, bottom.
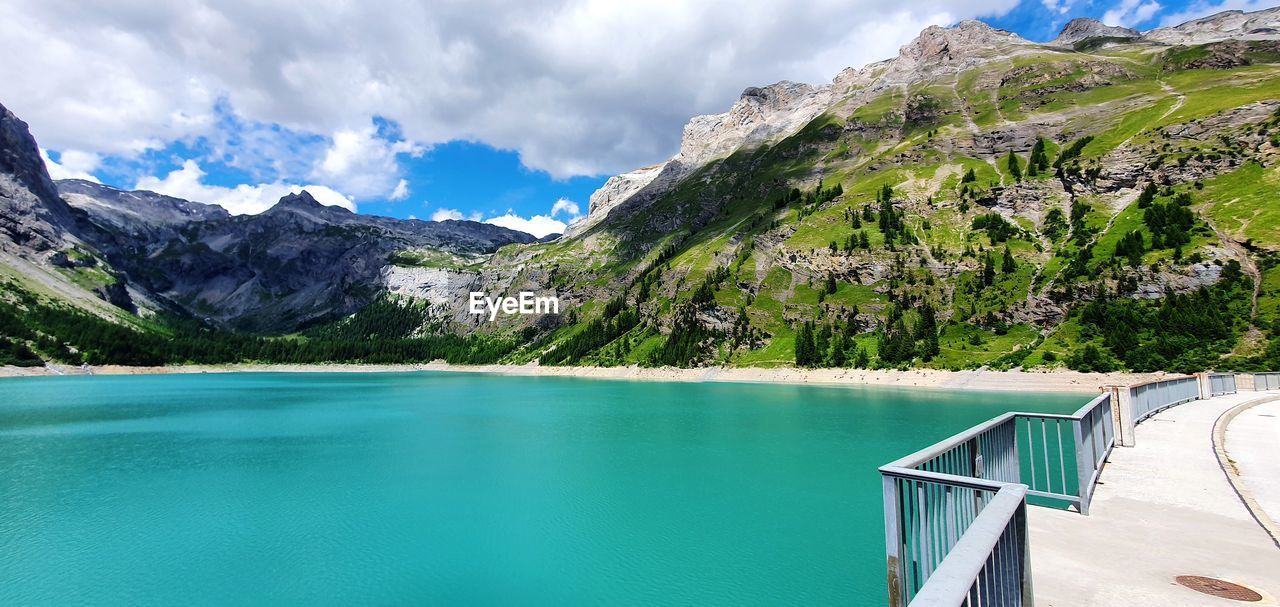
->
left=475, top=40, right=1280, bottom=373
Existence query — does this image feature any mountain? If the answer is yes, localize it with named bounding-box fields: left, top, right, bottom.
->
left=1049, top=18, right=1140, bottom=47
left=4, top=8, right=1280, bottom=373
left=0, top=108, right=537, bottom=340
left=0, top=103, right=75, bottom=256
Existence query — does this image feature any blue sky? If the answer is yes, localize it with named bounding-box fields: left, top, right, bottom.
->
left=14, top=0, right=1277, bottom=236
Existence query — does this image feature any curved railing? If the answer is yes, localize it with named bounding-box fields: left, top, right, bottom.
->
left=1128, top=376, right=1199, bottom=424
left=879, top=393, right=1113, bottom=606
left=878, top=371, right=1253, bottom=606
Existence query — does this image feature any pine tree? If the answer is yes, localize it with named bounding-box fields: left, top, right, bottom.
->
left=1001, top=246, right=1016, bottom=274
left=916, top=303, right=940, bottom=361
left=825, top=272, right=838, bottom=295
left=961, top=168, right=977, bottom=184
left=794, top=321, right=816, bottom=367
left=831, top=331, right=848, bottom=367
left=1028, top=137, right=1049, bottom=175
left=983, top=252, right=996, bottom=286
left=1136, top=182, right=1158, bottom=208
left=1006, top=151, right=1022, bottom=182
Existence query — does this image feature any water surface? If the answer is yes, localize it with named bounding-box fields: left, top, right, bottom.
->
left=0, top=372, right=1083, bottom=605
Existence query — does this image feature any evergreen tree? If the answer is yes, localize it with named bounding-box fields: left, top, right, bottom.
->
left=982, top=252, right=996, bottom=286
left=1028, top=137, right=1049, bottom=174
left=831, top=331, right=848, bottom=367
left=1001, top=246, right=1016, bottom=274
left=915, top=303, right=940, bottom=361
left=1136, top=182, right=1158, bottom=208
left=1115, top=230, right=1145, bottom=267
left=794, top=321, right=816, bottom=367
left=1006, top=151, right=1022, bottom=181
left=825, top=272, right=838, bottom=295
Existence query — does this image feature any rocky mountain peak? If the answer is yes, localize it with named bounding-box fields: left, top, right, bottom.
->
left=271, top=190, right=344, bottom=213
left=899, top=19, right=1027, bottom=65
left=1050, top=18, right=1140, bottom=47
left=564, top=79, right=835, bottom=237
left=0, top=101, right=76, bottom=254
left=1146, top=6, right=1280, bottom=44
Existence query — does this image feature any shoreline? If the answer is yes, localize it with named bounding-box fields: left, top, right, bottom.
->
left=0, top=362, right=1176, bottom=393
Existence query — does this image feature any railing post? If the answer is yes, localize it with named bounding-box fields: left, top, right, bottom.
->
left=1196, top=372, right=1210, bottom=400
left=1072, top=413, right=1090, bottom=515
left=883, top=474, right=904, bottom=607
left=1018, top=500, right=1035, bottom=606
left=1106, top=385, right=1135, bottom=447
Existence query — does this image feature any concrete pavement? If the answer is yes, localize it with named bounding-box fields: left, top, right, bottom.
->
left=1226, top=398, right=1280, bottom=547
left=1028, top=391, right=1280, bottom=606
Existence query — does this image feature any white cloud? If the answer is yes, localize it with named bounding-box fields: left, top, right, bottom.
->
left=431, top=199, right=580, bottom=237
left=389, top=179, right=410, bottom=201
left=40, top=148, right=102, bottom=182
left=484, top=213, right=566, bottom=238
left=1041, top=0, right=1075, bottom=15
left=550, top=198, right=581, bottom=218
left=311, top=125, right=422, bottom=200
left=431, top=208, right=482, bottom=222
left=1103, top=0, right=1164, bottom=27
left=0, top=0, right=1020, bottom=181
left=1158, top=0, right=1275, bottom=26
left=135, top=159, right=356, bottom=215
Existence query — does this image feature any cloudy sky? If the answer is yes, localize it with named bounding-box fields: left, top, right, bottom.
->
left=3, top=0, right=1275, bottom=236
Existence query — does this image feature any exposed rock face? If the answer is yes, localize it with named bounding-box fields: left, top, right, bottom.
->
left=674, top=81, right=835, bottom=168
left=62, top=187, right=540, bottom=332
left=569, top=20, right=1037, bottom=235
left=888, top=21, right=1030, bottom=80
left=0, top=102, right=75, bottom=256
left=60, top=179, right=230, bottom=247
left=1050, top=18, right=1140, bottom=47
left=564, top=163, right=665, bottom=237
left=1146, top=7, right=1280, bottom=44
left=565, top=81, right=836, bottom=237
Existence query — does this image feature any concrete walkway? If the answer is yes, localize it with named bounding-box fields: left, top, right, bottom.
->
left=1029, top=392, right=1280, bottom=606
left=1228, top=398, right=1280, bottom=545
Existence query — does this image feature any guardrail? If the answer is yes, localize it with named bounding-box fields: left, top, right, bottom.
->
left=1129, top=376, right=1199, bottom=424
left=1207, top=372, right=1237, bottom=396
left=905, top=484, right=1031, bottom=607
left=877, top=370, right=1254, bottom=607
left=1254, top=372, right=1280, bottom=391
left=880, top=393, right=1113, bottom=606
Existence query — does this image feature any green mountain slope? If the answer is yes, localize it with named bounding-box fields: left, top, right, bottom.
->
left=473, top=31, right=1280, bottom=373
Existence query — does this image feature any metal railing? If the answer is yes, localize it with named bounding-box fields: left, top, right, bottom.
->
left=879, top=393, right=1113, bottom=606
left=1129, top=376, right=1199, bottom=424
left=1208, top=373, right=1237, bottom=396
left=1253, top=372, right=1280, bottom=391
left=878, top=371, right=1250, bottom=606
left=907, top=484, right=1031, bottom=607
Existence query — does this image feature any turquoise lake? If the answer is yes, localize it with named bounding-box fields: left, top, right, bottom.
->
left=0, top=372, right=1084, bottom=605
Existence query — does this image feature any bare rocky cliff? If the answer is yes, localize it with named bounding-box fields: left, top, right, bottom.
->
left=1049, top=18, right=1140, bottom=47
left=1146, top=7, right=1280, bottom=44
left=0, top=103, right=76, bottom=257
left=566, top=20, right=1036, bottom=237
